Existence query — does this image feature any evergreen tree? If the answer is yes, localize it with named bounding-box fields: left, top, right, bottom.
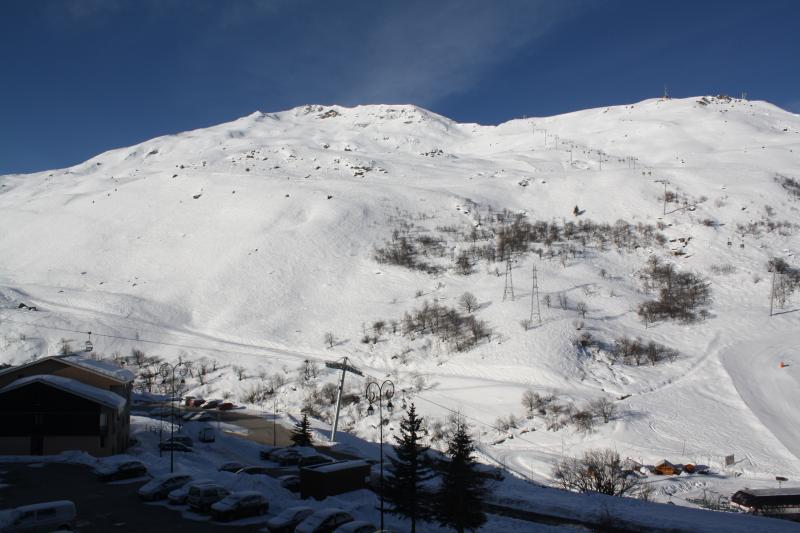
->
left=433, top=418, right=488, bottom=532
left=290, top=412, right=313, bottom=446
left=384, top=403, right=433, bottom=533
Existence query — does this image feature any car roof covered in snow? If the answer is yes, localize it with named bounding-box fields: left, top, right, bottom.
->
left=0, top=374, right=126, bottom=411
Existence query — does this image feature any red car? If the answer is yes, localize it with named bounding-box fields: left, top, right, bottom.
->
left=218, top=402, right=235, bottom=411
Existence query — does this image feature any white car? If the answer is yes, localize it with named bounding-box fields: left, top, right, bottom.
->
left=137, top=473, right=192, bottom=501
left=265, top=505, right=313, bottom=532
left=0, top=501, right=76, bottom=532
left=167, top=478, right=213, bottom=505
left=332, top=520, right=377, bottom=533
left=210, top=491, right=269, bottom=521
left=295, top=508, right=354, bottom=533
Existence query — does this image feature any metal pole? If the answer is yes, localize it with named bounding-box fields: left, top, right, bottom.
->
left=379, top=397, right=384, bottom=531
left=330, top=357, right=349, bottom=442
left=273, top=394, right=277, bottom=447
left=170, top=369, right=175, bottom=473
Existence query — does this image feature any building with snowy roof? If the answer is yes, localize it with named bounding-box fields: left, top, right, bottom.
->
left=731, top=488, right=800, bottom=521
left=0, top=355, right=133, bottom=456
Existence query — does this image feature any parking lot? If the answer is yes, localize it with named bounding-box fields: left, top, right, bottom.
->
left=0, top=462, right=265, bottom=532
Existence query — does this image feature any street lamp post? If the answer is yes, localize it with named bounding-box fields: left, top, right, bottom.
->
left=159, top=360, right=190, bottom=473
left=366, top=379, right=394, bottom=531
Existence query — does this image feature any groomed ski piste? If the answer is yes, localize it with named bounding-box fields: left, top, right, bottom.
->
left=1, top=96, right=799, bottom=530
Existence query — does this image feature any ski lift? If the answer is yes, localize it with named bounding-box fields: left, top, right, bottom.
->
left=84, top=332, right=93, bottom=353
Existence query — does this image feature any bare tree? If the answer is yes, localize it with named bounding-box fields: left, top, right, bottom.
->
left=590, top=397, right=617, bottom=423
left=458, top=292, right=479, bottom=313
left=324, top=332, right=336, bottom=348
left=572, top=410, right=595, bottom=433
left=576, top=301, right=588, bottom=319
left=521, top=389, right=541, bottom=419
left=558, top=292, right=569, bottom=310
left=233, top=365, right=247, bottom=381
left=552, top=449, right=639, bottom=496
left=542, top=294, right=552, bottom=308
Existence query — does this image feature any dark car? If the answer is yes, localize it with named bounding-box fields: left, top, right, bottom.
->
left=159, top=441, right=193, bottom=452
left=258, top=446, right=279, bottom=460
left=236, top=466, right=271, bottom=477
left=273, top=449, right=303, bottom=466
left=218, top=462, right=246, bottom=473
left=265, top=506, right=313, bottom=532
left=202, top=399, right=223, bottom=409
left=218, top=402, right=235, bottom=411
left=138, top=474, right=192, bottom=501
left=278, top=475, right=301, bottom=492
left=187, top=483, right=230, bottom=512
left=167, top=435, right=194, bottom=447
left=210, top=491, right=269, bottom=522
left=295, top=509, right=354, bottom=533
left=93, top=460, right=148, bottom=481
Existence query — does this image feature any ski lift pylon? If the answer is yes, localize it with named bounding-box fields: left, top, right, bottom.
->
left=85, top=331, right=93, bottom=353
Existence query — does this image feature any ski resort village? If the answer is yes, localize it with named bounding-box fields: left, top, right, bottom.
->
left=2, top=2, right=800, bottom=532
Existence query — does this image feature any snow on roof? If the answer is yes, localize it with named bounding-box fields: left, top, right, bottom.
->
left=307, top=460, right=370, bottom=473
left=62, top=356, right=135, bottom=382
left=0, top=375, right=126, bottom=411
left=0, top=355, right=134, bottom=383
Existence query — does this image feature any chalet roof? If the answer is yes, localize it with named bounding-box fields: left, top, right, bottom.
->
left=732, top=487, right=800, bottom=508
left=0, top=374, right=126, bottom=411
left=0, top=355, right=134, bottom=383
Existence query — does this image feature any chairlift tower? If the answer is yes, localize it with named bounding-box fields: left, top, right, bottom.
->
left=503, top=254, right=515, bottom=301
left=325, top=357, right=363, bottom=442
left=530, top=264, right=541, bottom=325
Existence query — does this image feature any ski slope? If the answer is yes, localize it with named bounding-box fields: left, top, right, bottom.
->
left=1, top=96, right=799, bottom=509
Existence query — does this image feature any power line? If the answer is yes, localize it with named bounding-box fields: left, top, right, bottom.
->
left=2, top=312, right=551, bottom=469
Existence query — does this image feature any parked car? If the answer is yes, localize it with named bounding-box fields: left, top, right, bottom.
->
left=210, top=491, right=269, bottom=522
left=159, top=441, right=193, bottom=453
left=202, top=399, right=223, bottom=409
left=236, top=466, right=271, bottom=477
left=265, top=506, right=313, bottom=532
left=270, top=448, right=303, bottom=466
left=278, top=474, right=301, bottom=492
left=298, top=454, right=333, bottom=468
left=0, top=500, right=76, bottom=532
left=258, top=446, right=279, bottom=460
left=168, top=435, right=194, bottom=447
left=187, top=483, right=230, bottom=512
left=218, top=402, right=235, bottom=411
left=93, top=459, right=148, bottom=481
left=218, top=462, right=246, bottom=473
left=168, top=478, right=214, bottom=505
left=332, top=521, right=377, bottom=533
left=295, top=508, right=354, bottom=533
left=138, top=473, right=192, bottom=501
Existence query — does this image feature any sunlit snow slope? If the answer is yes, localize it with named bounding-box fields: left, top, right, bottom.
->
left=1, top=96, right=799, bottom=501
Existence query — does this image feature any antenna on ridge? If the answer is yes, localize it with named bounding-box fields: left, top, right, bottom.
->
left=663, top=85, right=669, bottom=99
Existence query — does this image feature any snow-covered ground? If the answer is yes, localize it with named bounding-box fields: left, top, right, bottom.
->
left=1, top=96, right=799, bottom=523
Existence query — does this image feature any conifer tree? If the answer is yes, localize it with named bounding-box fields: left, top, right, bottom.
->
left=433, top=417, right=487, bottom=532
left=384, top=403, right=433, bottom=532
left=290, top=412, right=313, bottom=446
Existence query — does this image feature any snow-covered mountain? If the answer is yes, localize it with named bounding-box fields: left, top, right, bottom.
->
left=1, top=96, right=799, bottom=506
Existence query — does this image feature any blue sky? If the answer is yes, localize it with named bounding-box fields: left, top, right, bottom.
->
left=1, top=0, right=798, bottom=174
